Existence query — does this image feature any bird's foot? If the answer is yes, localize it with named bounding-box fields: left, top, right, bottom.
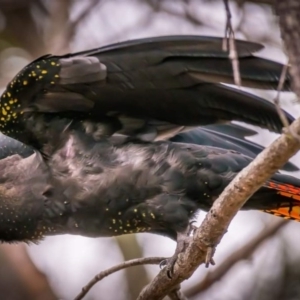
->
left=160, top=221, right=198, bottom=278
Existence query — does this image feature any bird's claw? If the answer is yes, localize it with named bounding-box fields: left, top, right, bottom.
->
left=187, top=221, right=197, bottom=236
left=160, top=221, right=198, bottom=279
left=159, top=258, right=168, bottom=269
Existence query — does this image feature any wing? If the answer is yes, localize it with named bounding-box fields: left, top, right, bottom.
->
left=202, top=123, right=258, bottom=138
left=0, top=120, right=297, bottom=171
left=171, top=124, right=299, bottom=172
left=0, top=35, right=294, bottom=147
left=0, top=133, right=33, bottom=159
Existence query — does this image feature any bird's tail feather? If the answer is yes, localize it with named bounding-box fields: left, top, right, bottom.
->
left=262, top=181, right=300, bottom=221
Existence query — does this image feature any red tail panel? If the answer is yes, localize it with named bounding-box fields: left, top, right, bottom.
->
left=263, top=181, right=300, bottom=221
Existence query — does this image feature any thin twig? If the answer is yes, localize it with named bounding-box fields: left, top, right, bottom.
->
left=185, top=219, right=287, bottom=298
left=74, top=256, right=166, bottom=300
left=223, top=0, right=241, bottom=87
left=273, top=62, right=291, bottom=128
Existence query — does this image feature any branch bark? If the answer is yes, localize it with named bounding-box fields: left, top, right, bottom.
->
left=275, top=1, right=300, bottom=99
left=137, top=3, right=300, bottom=299
left=185, top=220, right=287, bottom=298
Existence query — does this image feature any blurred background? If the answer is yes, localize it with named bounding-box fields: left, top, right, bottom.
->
left=0, top=0, right=300, bottom=299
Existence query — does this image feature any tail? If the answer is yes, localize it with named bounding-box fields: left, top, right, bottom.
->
left=262, top=180, right=300, bottom=221
left=250, top=173, right=300, bottom=221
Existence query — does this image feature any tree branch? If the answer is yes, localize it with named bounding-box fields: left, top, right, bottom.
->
left=74, top=257, right=166, bottom=300
left=275, top=1, right=300, bottom=100
left=185, top=219, right=287, bottom=297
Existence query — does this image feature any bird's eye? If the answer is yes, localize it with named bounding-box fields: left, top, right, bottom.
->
left=43, top=189, right=53, bottom=198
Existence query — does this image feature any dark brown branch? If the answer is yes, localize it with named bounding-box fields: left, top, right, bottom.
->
left=185, top=219, right=287, bottom=297
left=1, top=2, right=47, bottom=57
left=1, top=244, right=57, bottom=299
left=275, top=1, right=300, bottom=99
left=74, top=257, right=166, bottom=300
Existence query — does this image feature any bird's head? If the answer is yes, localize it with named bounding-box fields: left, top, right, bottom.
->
left=0, top=152, right=68, bottom=243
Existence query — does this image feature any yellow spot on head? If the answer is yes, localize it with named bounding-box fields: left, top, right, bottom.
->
left=41, top=70, right=48, bottom=74
left=55, top=74, right=59, bottom=78
left=23, top=80, right=28, bottom=85
left=9, top=100, right=14, bottom=105
left=134, top=209, right=137, bottom=213
left=37, top=65, right=40, bottom=68
left=2, top=108, right=7, bottom=115
left=51, top=81, right=55, bottom=84
left=6, top=106, right=10, bottom=110
left=51, top=62, right=56, bottom=66
left=7, top=92, right=11, bottom=97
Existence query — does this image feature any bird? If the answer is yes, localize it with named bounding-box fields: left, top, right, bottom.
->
left=0, top=125, right=300, bottom=277
left=0, top=129, right=300, bottom=271
left=0, top=35, right=299, bottom=274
